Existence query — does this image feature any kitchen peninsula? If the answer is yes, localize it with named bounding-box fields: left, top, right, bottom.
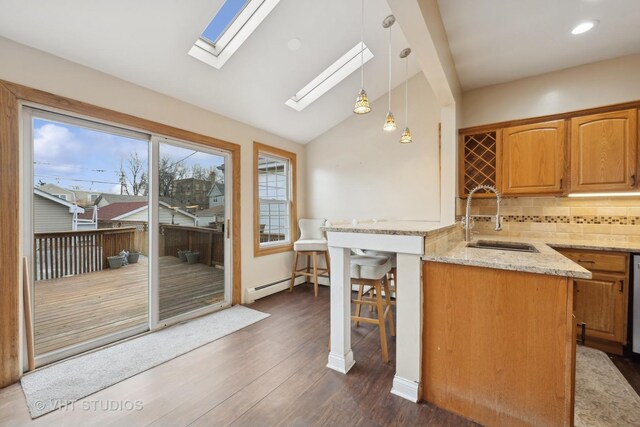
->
left=324, top=221, right=591, bottom=426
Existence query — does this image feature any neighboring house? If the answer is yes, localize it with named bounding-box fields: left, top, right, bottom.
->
left=194, top=205, right=225, bottom=226
left=94, top=193, right=147, bottom=207
left=171, top=177, right=213, bottom=209
left=207, top=182, right=225, bottom=207
left=79, top=201, right=197, bottom=227
left=38, top=183, right=100, bottom=207
left=33, top=188, right=86, bottom=233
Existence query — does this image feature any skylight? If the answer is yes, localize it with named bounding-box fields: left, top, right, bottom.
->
left=285, top=43, right=374, bottom=112
left=189, top=0, right=280, bottom=69
left=201, top=0, right=251, bottom=44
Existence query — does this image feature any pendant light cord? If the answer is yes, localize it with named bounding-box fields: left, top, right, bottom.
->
left=360, top=0, right=364, bottom=90
left=388, top=25, right=392, bottom=111
left=405, top=57, right=408, bottom=126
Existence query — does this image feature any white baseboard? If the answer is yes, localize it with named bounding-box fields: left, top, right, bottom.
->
left=245, top=273, right=331, bottom=303
left=326, top=350, right=355, bottom=374
left=390, top=375, right=420, bottom=402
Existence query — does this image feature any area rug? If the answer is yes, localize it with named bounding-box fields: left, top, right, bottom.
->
left=575, top=345, right=640, bottom=426
left=21, top=305, right=269, bottom=418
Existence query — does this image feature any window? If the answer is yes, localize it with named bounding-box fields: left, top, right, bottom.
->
left=56, top=194, right=68, bottom=201
left=188, top=0, right=281, bottom=70
left=254, top=142, right=296, bottom=256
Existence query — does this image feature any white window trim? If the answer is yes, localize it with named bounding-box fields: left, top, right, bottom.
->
left=257, top=153, right=291, bottom=247
left=188, top=0, right=281, bottom=70
left=285, top=42, right=374, bottom=111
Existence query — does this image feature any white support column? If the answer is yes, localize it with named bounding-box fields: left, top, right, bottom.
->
left=326, top=245, right=355, bottom=374
left=391, top=252, right=423, bottom=402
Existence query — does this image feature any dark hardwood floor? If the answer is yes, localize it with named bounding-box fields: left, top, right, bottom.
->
left=611, top=353, right=640, bottom=395
left=0, top=283, right=476, bottom=427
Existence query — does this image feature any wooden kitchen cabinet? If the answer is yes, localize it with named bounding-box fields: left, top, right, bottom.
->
left=558, top=249, right=629, bottom=354
left=422, top=262, right=575, bottom=426
left=501, top=119, right=566, bottom=195
left=458, top=130, right=501, bottom=198
left=570, top=109, right=638, bottom=192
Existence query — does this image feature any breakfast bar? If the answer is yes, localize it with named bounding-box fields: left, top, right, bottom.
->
left=323, top=220, right=598, bottom=425
left=323, top=221, right=453, bottom=402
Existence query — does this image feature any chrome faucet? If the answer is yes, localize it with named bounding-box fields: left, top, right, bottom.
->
left=463, top=185, right=502, bottom=242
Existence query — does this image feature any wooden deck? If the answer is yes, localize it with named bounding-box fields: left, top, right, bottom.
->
left=34, top=256, right=225, bottom=355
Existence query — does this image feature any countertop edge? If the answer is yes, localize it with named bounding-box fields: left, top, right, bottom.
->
left=422, top=253, right=593, bottom=279
left=322, top=223, right=456, bottom=237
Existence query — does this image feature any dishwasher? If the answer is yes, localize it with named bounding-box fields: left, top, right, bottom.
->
left=633, top=255, right=640, bottom=354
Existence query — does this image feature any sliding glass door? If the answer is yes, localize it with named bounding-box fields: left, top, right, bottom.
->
left=22, top=107, right=233, bottom=366
left=23, top=107, right=151, bottom=365
left=153, top=139, right=231, bottom=325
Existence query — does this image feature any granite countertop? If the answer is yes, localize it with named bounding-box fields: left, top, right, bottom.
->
left=424, top=235, right=593, bottom=279
left=542, top=238, right=640, bottom=253
left=322, top=221, right=455, bottom=237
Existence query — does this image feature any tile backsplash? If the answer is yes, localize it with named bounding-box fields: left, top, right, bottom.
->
left=455, top=196, right=640, bottom=243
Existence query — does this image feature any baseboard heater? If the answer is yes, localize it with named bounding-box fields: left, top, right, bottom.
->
left=245, top=274, right=330, bottom=303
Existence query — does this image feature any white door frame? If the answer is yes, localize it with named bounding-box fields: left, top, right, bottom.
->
left=149, top=135, right=233, bottom=330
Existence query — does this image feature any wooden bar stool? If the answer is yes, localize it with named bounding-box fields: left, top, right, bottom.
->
left=363, top=250, right=397, bottom=306
left=289, top=219, right=330, bottom=297
left=351, top=255, right=395, bottom=363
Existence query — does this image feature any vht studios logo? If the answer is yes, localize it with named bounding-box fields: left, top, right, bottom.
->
left=35, top=399, right=144, bottom=412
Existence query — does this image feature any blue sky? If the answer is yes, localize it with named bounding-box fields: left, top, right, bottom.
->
left=201, top=0, right=249, bottom=44
left=33, top=118, right=224, bottom=195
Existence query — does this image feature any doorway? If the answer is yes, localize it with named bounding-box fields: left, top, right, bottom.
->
left=22, top=106, right=233, bottom=366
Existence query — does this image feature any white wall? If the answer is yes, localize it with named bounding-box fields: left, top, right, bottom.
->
left=462, top=54, right=640, bottom=128
left=0, top=36, right=306, bottom=301
left=305, top=73, right=441, bottom=222
left=388, top=0, right=462, bottom=225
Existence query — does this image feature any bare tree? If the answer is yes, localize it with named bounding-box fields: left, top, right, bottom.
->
left=119, top=152, right=148, bottom=195
left=190, top=164, right=217, bottom=182
left=158, top=156, right=187, bottom=197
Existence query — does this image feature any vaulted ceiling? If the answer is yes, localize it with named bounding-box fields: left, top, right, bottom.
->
left=0, top=0, right=419, bottom=143
left=2, top=1, right=639, bottom=142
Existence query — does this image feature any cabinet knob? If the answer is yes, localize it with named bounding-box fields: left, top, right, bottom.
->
left=632, top=174, right=637, bottom=187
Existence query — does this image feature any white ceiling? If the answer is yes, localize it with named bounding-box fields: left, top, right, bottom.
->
left=438, top=0, right=640, bottom=90
left=0, top=0, right=420, bottom=143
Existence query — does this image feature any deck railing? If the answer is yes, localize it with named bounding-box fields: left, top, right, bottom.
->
left=160, top=224, right=224, bottom=266
left=34, top=227, right=137, bottom=281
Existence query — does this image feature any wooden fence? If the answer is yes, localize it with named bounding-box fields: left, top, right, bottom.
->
left=34, top=227, right=137, bottom=281
left=160, top=225, right=224, bottom=266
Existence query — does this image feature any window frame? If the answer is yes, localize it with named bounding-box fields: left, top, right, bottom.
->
left=253, top=142, right=297, bottom=257
left=188, top=0, right=281, bottom=70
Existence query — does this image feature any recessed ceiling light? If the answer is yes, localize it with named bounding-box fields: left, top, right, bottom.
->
left=571, top=20, right=599, bottom=35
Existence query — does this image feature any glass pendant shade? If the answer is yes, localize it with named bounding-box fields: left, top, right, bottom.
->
left=400, top=126, right=412, bottom=144
left=353, top=89, right=371, bottom=114
left=383, top=111, right=397, bottom=131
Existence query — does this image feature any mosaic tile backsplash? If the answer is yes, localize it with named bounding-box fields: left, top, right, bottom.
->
left=455, top=196, right=640, bottom=243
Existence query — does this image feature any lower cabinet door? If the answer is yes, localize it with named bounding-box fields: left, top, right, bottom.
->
left=574, top=273, right=627, bottom=344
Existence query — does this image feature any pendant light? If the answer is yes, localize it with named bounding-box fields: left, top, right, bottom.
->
left=382, top=14, right=397, bottom=131
left=399, top=47, right=412, bottom=144
left=353, top=0, right=371, bottom=114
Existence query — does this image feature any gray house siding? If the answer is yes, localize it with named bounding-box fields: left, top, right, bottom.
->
left=34, top=194, right=74, bottom=233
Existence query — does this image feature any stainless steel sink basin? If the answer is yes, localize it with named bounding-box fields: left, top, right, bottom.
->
left=466, top=240, right=538, bottom=253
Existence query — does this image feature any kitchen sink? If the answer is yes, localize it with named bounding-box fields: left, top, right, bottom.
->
left=466, top=240, right=538, bottom=253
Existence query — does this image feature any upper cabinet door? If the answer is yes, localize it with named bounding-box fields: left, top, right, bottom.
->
left=570, top=109, right=638, bottom=192
left=501, top=120, right=566, bottom=195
